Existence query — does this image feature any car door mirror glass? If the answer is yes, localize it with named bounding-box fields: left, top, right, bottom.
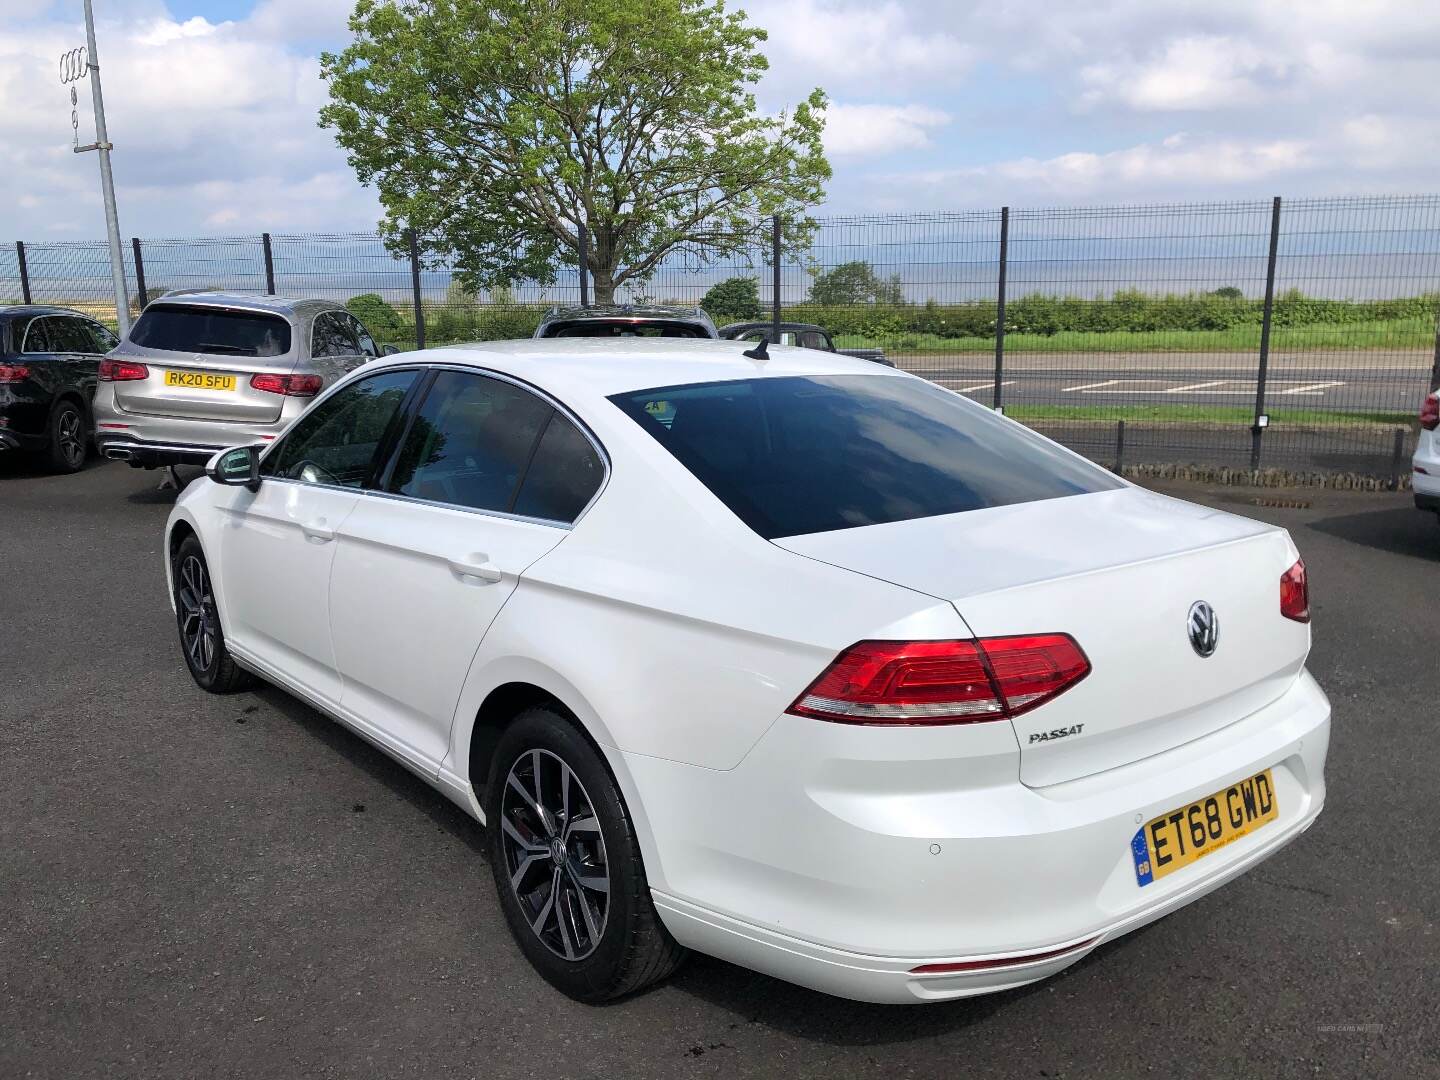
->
left=208, top=445, right=261, bottom=491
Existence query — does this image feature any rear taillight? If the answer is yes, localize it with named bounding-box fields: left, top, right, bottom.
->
left=1421, top=394, right=1439, bottom=431
left=0, top=363, right=33, bottom=383
left=788, top=634, right=1090, bottom=726
left=1280, top=558, right=1309, bottom=623
left=250, top=373, right=322, bottom=397
left=98, top=359, right=149, bottom=381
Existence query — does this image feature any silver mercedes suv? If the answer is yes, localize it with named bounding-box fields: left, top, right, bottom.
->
left=93, top=292, right=394, bottom=469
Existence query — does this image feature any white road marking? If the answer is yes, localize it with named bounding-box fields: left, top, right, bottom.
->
left=1163, top=381, right=1229, bottom=393
left=1277, top=381, right=1345, bottom=395
left=954, top=380, right=1015, bottom=393
left=1062, top=380, right=1122, bottom=392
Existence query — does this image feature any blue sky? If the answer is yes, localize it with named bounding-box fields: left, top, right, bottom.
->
left=3, top=1, right=1439, bottom=239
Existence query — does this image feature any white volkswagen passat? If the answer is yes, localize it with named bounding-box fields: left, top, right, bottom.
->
left=165, top=339, right=1329, bottom=1005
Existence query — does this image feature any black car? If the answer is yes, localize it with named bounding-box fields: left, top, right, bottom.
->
left=0, top=306, right=118, bottom=472
left=718, top=321, right=891, bottom=366
left=533, top=304, right=717, bottom=339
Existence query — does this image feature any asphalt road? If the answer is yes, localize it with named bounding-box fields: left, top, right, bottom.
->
left=3, top=459, right=1438, bottom=1080
left=891, top=349, right=1434, bottom=415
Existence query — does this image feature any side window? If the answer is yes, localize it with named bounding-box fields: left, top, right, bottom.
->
left=345, top=313, right=379, bottom=358
left=512, top=414, right=604, bottom=523
left=311, top=312, right=359, bottom=358
left=798, top=330, right=829, bottom=351
left=263, top=369, right=416, bottom=487
left=21, top=317, right=55, bottom=354
left=387, top=370, right=551, bottom=513
left=88, top=321, right=121, bottom=352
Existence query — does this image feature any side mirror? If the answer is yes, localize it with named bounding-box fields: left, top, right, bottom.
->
left=207, top=445, right=262, bottom=492
left=381, top=344, right=401, bottom=356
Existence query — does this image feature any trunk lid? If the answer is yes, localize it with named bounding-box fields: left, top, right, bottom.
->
left=775, top=487, right=1309, bottom=787
left=114, top=303, right=299, bottom=424
left=112, top=350, right=297, bottom=424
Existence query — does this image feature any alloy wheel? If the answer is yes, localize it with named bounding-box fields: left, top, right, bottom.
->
left=177, top=555, right=217, bottom=673
left=56, top=408, right=84, bottom=469
left=499, top=748, right=610, bottom=961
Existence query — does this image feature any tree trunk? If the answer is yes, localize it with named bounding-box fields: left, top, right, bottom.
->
left=591, top=267, right=617, bottom=305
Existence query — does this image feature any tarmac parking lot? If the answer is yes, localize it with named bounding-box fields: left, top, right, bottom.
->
left=3, top=457, right=1438, bottom=1080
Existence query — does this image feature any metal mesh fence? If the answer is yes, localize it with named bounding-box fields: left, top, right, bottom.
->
left=6, top=194, right=1439, bottom=481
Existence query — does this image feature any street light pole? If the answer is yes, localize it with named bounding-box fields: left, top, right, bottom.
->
left=76, top=0, right=131, bottom=336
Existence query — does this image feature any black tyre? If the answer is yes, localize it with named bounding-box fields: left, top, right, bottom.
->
left=172, top=536, right=255, bottom=693
left=486, top=707, right=687, bottom=1002
left=45, top=399, right=87, bottom=474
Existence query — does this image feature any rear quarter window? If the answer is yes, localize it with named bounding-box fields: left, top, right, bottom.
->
left=129, top=306, right=291, bottom=357
left=609, top=374, right=1122, bottom=539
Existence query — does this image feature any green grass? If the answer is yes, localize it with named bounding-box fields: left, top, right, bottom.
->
left=1004, top=404, right=1415, bottom=427
left=834, top=316, right=1435, bottom=355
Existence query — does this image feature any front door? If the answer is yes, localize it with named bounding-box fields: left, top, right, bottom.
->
left=216, top=367, right=418, bottom=705
left=328, top=369, right=606, bottom=771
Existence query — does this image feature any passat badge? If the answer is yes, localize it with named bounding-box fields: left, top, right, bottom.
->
left=1188, top=601, right=1218, bottom=657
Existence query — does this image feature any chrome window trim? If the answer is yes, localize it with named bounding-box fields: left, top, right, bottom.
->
left=258, top=360, right=611, bottom=529
left=20, top=314, right=59, bottom=355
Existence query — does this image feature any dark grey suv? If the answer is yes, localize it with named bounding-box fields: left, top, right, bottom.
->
left=533, top=304, right=717, bottom=339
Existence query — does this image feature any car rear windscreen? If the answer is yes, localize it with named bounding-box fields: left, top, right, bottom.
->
left=129, top=306, right=292, bottom=357
left=609, top=375, right=1122, bottom=538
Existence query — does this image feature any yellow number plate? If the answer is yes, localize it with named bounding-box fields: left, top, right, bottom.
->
left=164, top=370, right=236, bottom=391
left=1131, top=769, right=1278, bottom=886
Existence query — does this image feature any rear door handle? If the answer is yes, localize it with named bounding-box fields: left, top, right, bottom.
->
left=447, top=554, right=504, bottom=584
left=299, top=520, right=336, bottom=542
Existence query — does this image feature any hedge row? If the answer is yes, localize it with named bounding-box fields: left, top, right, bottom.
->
left=787, top=289, right=1439, bottom=339
left=349, top=289, right=1439, bottom=346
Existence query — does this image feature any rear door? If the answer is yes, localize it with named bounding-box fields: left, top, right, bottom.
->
left=115, top=303, right=297, bottom=424
left=328, top=369, right=605, bottom=769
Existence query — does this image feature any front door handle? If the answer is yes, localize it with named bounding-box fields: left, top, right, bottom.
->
left=299, top=519, right=336, bottom=543
left=447, top=554, right=504, bottom=584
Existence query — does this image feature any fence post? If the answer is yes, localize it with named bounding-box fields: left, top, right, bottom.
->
left=993, top=206, right=1009, bottom=412
left=1251, top=195, right=1282, bottom=470
left=16, top=241, right=31, bottom=304
left=405, top=228, right=425, bottom=350
left=1115, top=419, right=1126, bottom=474
left=1389, top=428, right=1406, bottom=491
left=261, top=232, right=276, bottom=295
left=771, top=214, right=782, bottom=340
left=578, top=228, right=589, bottom=306
left=131, top=237, right=148, bottom=309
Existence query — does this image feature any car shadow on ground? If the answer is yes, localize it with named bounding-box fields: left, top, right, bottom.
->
left=0, top=454, right=104, bottom=480
left=252, top=682, right=489, bottom=860
left=250, top=671, right=1167, bottom=1041
left=1305, top=505, right=1440, bottom=561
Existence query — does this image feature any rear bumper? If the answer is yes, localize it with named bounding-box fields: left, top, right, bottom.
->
left=94, top=432, right=225, bottom=468
left=630, top=670, right=1330, bottom=1003
left=0, top=426, right=45, bottom=452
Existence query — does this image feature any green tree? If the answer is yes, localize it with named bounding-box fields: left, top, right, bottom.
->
left=872, top=272, right=905, bottom=306
left=809, top=260, right=895, bottom=305
left=346, top=292, right=403, bottom=334
left=321, top=0, right=830, bottom=304
left=700, top=276, right=762, bottom=320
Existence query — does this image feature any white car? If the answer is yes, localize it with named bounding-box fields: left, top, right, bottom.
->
left=165, top=339, right=1330, bottom=1005
left=1414, top=390, right=1439, bottom=522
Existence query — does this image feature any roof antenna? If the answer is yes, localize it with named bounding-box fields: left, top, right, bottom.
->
left=743, top=336, right=769, bottom=362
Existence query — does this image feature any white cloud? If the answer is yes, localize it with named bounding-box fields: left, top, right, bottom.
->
left=823, top=103, right=949, bottom=157
left=749, top=0, right=972, bottom=96
left=1080, top=36, right=1292, bottom=111
left=0, top=6, right=378, bottom=239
